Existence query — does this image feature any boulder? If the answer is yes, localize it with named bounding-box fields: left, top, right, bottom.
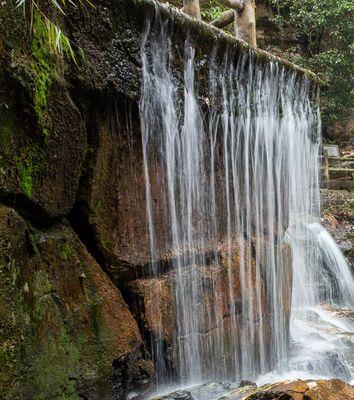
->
left=150, top=381, right=257, bottom=400
left=190, top=381, right=257, bottom=400
left=247, top=379, right=354, bottom=400
left=0, top=204, right=154, bottom=399
left=153, top=390, right=194, bottom=400
left=150, top=379, right=354, bottom=400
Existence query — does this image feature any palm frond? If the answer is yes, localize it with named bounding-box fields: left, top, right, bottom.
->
left=45, top=18, right=78, bottom=62
left=15, top=0, right=93, bottom=64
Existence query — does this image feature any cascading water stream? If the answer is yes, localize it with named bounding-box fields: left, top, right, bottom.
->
left=139, top=6, right=354, bottom=390
left=258, top=221, right=354, bottom=384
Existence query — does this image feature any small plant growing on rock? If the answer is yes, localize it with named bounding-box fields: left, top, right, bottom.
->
left=15, top=0, right=93, bottom=63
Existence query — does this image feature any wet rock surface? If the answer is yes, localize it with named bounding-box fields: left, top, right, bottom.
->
left=247, top=379, right=354, bottom=400
left=0, top=0, right=348, bottom=398
left=322, top=189, right=354, bottom=265
left=151, top=381, right=257, bottom=400
left=150, top=379, right=354, bottom=400
left=124, top=239, right=291, bottom=379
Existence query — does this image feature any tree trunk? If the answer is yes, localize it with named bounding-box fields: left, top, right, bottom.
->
left=183, top=0, right=201, bottom=20
left=234, top=0, right=257, bottom=47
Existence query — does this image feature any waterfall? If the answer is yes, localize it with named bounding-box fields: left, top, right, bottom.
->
left=139, top=8, right=353, bottom=388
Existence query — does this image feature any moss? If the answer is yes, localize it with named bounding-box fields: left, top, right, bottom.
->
left=83, top=281, right=101, bottom=336
left=94, top=199, right=102, bottom=216
left=82, top=280, right=111, bottom=396
left=31, top=331, right=81, bottom=400
left=27, top=270, right=81, bottom=400
left=16, top=145, right=40, bottom=198
left=60, top=242, right=72, bottom=261
left=31, top=14, right=58, bottom=138
left=17, top=159, right=33, bottom=197
left=33, top=270, right=52, bottom=299
left=0, top=253, right=28, bottom=399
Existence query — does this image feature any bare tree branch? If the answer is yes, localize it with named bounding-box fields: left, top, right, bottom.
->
left=211, top=10, right=235, bottom=28
left=220, top=0, right=244, bottom=12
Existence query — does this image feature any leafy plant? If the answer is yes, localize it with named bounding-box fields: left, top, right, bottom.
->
left=15, top=0, right=93, bottom=63
left=201, top=0, right=228, bottom=22
left=270, top=0, right=354, bottom=132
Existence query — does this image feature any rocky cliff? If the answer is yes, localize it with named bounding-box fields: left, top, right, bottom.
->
left=0, top=0, right=320, bottom=398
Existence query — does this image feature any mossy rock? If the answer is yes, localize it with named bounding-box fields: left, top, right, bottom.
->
left=0, top=5, right=86, bottom=219
left=0, top=204, right=154, bottom=399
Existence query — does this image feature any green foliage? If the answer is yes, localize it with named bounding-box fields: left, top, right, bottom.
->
left=294, top=49, right=353, bottom=127
left=201, top=0, right=228, bottom=22
left=31, top=14, right=54, bottom=137
left=15, top=0, right=92, bottom=64
left=45, top=18, right=78, bottom=62
left=271, top=0, right=354, bottom=130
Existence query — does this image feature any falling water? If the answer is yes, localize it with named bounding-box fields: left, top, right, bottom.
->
left=271, top=221, right=354, bottom=384
left=139, top=7, right=354, bottom=389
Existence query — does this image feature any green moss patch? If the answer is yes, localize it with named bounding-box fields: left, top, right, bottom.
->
left=31, top=14, right=59, bottom=138
left=16, top=145, right=41, bottom=198
left=59, top=242, right=72, bottom=261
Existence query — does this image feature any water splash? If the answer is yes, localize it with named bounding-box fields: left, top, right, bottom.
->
left=139, top=7, right=353, bottom=388
left=278, top=221, right=354, bottom=384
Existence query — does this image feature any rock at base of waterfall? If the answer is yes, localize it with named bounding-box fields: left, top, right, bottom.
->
left=247, top=379, right=354, bottom=399
left=150, top=379, right=354, bottom=399
left=151, top=390, right=193, bottom=400
left=190, top=381, right=257, bottom=399
left=150, top=381, right=257, bottom=400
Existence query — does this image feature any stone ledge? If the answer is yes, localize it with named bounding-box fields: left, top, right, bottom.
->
left=136, top=0, right=321, bottom=83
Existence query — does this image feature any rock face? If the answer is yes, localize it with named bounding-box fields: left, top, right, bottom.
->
left=0, top=7, right=86, bottom=219
left=64, top=0, right=317, bottom=281
left=125, top=239, right=292, bottom=378
left=0, top=0, right=327, bottom=398
left=322, top=189, right=353, bottom=265
left=0, top=206, right=153, bottom=399
left=0, top=205, right=153, bottom=399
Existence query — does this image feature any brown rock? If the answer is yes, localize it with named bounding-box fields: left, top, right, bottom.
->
left=125, top=237, right=291, bottom=377
left=246, top=379, right=354, bottom=400
left=321, top=189, right=353, bottom=266
left=0, top=204, right=154, bottom=399
left=75, top=104, right=152, bottom=271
